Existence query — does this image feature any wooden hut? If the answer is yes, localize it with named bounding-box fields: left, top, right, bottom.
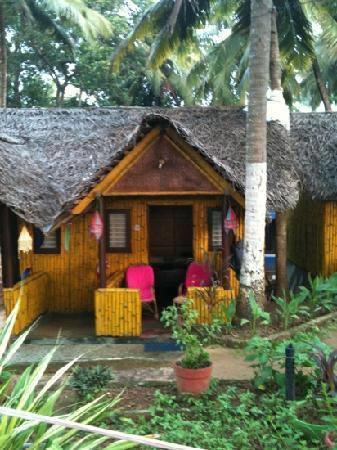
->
left=0, top=107, right=298, bottom=336
left=288, top=112, right=337, bottom=277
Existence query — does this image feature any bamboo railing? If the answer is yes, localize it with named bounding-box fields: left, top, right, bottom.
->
left=3, top=272, right=48, bottom=335
left=95, top=288, right=142, bottom=336
left=186, top=287, right=235, bottom=325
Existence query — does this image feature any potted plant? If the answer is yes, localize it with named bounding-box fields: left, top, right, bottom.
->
left=161, top=300, right=213, bottom=395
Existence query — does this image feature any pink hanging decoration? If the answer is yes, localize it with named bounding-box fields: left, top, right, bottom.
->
left=89, top=211, right=104, bottom=240
left=224, top=207, right=238, bottom=233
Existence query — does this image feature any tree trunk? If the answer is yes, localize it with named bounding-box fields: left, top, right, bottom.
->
left=312, top=57, right=332, bottom=112
left=238, top=0, right=272, bottom=317
left=270, top=8, right=289, bottom=297
left=275, top=212, right=288, bottom=296
left=0, top=2, right=7, bottom=107
left=270, top=8, right=281, bottom=91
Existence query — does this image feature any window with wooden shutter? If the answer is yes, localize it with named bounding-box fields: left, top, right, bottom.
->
left=106, top=209, right=131, bottom=253
left=208, top=208, right=222, bottom=250
left=33, top=227, right=61, bottom=254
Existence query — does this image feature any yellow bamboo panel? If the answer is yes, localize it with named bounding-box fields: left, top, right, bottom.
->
left=186, top=286, right=235, bottom=325
left=322, top=201, right=337, bottom=276
left=95, top=288, right=141, bottom=336
left=3, top=272, right=48, bottom=335
left=19, top=215, right=98, bottom=313
left=288, top=194, right=326, bottom=275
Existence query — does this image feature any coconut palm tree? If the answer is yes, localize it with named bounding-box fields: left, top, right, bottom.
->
left=0, top=0, right=112, bottom=107
left=237, top=0, right=272, bottom=313
left=112, top=0, right=337, bottom=110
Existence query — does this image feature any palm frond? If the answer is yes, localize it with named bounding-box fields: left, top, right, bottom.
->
left=20, top=0, right=73, bottom=49
left=40, top=0, right=112, bottom=39
left=112, top=0, right=211, bottom=71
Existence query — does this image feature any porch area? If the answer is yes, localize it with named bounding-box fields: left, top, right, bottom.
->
left=3, top=270, right=235, bottom=338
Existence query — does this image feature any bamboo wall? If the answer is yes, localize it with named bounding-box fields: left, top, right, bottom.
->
left=187, top=286, right=235, bottom=325
left=19, top=215, right=98, bottom=313
left=288, top=194, right=325, bottom=275
left=18, top=196, right=243, bottom=313
left=95, top=288, right=141, bottom=336
left=287, top=194, right=337, bottom=277
left=322, top=202, right=337, bottom=276
left=3, top=272, right=48, bottom=335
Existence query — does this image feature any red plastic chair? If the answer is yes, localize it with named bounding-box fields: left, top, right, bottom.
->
left=126, top=265, right=159, bottom=319
left=177, top=262, right=212, bottom=297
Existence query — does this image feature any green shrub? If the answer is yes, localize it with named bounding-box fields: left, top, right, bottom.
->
left=240, top=291, right=270, bottom=334
left=121, top=383, right=323, bottom=449
left=70, top=365, right=113, bottom=401
left=161, top=301, right=211, bottom=369
left=244, top=330, right=331, bottom=393
left=273, top=291, right=309, bottom=330
left=0, top=301, right=133, bottom=449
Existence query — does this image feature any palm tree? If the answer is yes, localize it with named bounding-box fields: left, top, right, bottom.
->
left=111, top=0, right=211, bottom=72
left=112, top=0, right=337, bottom=110
left=0, top=0, right=112, bottom=107
left=237, top=0, right=272, bottom=313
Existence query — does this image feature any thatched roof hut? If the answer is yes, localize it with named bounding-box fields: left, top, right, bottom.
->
left=0, top=107, right=300, bottom=229
left=291, top=112, right=337, bottom=202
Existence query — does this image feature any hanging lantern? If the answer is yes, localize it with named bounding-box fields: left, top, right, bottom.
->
left=89, top=211, right=104, bottom=240
left=224, top=207, right=238, bottom=233
left=18, top=226, right=33, bottom=253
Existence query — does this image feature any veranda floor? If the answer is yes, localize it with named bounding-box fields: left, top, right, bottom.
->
left=27, top=312, right=168, bottom=341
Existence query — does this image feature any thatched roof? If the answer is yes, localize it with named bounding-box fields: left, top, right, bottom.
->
left=0, top=107, right=299, bottom=229
left=291, top=112, right=337, bottom=201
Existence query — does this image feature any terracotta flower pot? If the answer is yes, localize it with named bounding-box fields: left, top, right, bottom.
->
left=174, top=362, right=212, bottom=395
left=325, top=432, right=336, bottom=449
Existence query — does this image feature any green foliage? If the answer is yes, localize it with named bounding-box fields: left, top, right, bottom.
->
left=70, top=365, right=113, bottom=401
left=292, top=384, right=337, bottom=439
left=244, top=330, right=331, bottom=392
left=273, top=291, right=309, bottom=330
left=0, top=301, right=135, bottom=449
left=312, top=348, right=337, bottom=394
left=121, top=383, right=322, bottom=449
left=240, top=291, right=270, bottom=334
left=299, top=273, right=337, bottom=316
left=161, top=301, right=211, bottom=369
left=221, top=298, right=236, bottom=333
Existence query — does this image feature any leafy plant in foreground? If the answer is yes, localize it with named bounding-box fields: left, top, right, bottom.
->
left=244, top=330, right=331, bottom=393
left=161, top=300, right=210, bottom=369
left=240, top=291, right=270, bottom=334
left=121, top=383, right=322, bottom=449
left=70, top=365, right=113, bottom=401
left=0, top=301, right=135, bottom=449
left=312, top=348, right=337, bottom=393
left=273, top=290, right=309, bottom=330
left=299, top=274, right=335, bottom=316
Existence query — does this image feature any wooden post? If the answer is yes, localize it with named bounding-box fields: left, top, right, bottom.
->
left=0, top=204, right=20, bottom=288
left=276, top=211, right=288, bottom=296
left=222, top=197, right=231, bottom=289
left=98, top=196, right=106, bottom=288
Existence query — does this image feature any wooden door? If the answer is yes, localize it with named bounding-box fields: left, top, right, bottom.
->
left=149, top=205, right=193, bottom=261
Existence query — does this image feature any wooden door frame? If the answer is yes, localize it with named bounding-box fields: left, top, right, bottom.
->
left=147, top=202, right=195, bottom=262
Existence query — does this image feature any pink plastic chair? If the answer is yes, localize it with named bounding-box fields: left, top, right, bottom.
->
left=186, top=262, right=212, bottom=289
left=126, top=265, right=159, bottom=319
left=177, top=262, right=212, bottom=297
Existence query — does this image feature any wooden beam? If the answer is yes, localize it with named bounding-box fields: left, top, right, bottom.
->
left=0, top=204, right=20, bottom=288
left=276, top=211, right=288, bottom=296
left=222, top=198, right=231, bottom=289
left=98, top=196, right=106, bottom=288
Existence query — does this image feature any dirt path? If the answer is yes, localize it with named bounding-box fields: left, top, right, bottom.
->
left=10, top=342, right=254, bottom=381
